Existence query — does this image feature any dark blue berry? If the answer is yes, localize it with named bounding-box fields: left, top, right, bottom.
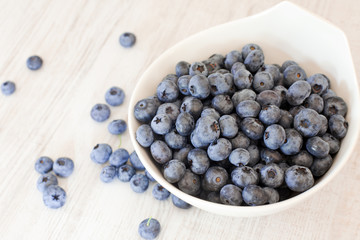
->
left=236, top=100, right=260, bottom=118
left=53, top=157, right=74, bottom=178
left=173, top=144, right=193, bottom=166
left=247, top=145, right=260, bottom=167
left=1, top=81, right=15, bottom=95
left=323, top=96, right=348, bottom=118
left=201, top=107, right=220, bottom=120
left=165, top=130, right=187, bottom=149
left=91, top=143, right=112, bottom=164
left=285, top=165, right=314, bottom=192
left=189, top=61, right=208, bottom=76
left=130, top=174, right=149, bottom=193
left=156, top=103, right=180, bottom=122
left=150, top=114, right=172, bottom=135
left=280, top=128, right=303, bottom=155
left=321, top=133, right=340, bottom=154
left=108, top=119, right=127, bottom=135
left=136, top=124, right=154, bottom=147
left=35, top=156, right=53, bottom=174
left=289, top=150, right=313, bottom=168
left=286, top=80, right=311, bottom=106
left=208, top=72, right=233, bottom=95
left=130, top=151, right=145, bottom=171
left=306, top=73, right=329, bottom=95
left=152, top=184, right=170, bottom=200
left=231, top=166, right=259, bottom=188
left=119, top=32, right=136, bottom=48
left=259, top=105, right=281, bottom=125
left=211, top=94, right=234, bottom=115
left=233, top=69, right=253, bottom=90
left=207, top=138, right=232, bottom=161
left=260, top=163, right=284, bottom=188
left=263, top=187, right=280, bottom=204
left=118, top=164, right=135, bottom=182
left=219, top=115, right=238, bottom=138
left=180, top=96, right=203, bottom=119
left=187, top=148, right=210, bottom=174
left=43, top=185, right=66, bottom=209
left=303, top=94, right=324, bottom=113
left=278, top=110, right=293, bottom=129
left=225, top=50, right=243, bottom=70
left=293, top=108, right=322, bottom=137
left=280, top=60, right=298, bottom=73
left=310, top=155, right=333, bottom=177
left=240, top=117, right=264, bottom=140
left=328, top=114, right=348, bottom=139
left=176, top=61, right=190, bottom=77
left=220, top=184, right=243, bottom=206
left=242, top=185, right=268, bottom=206
left=283, top=65, right=307, bottom=87
left=231, top=89, right=256, bottom=106
left=306, top=136, right=330, bottom=158
left=229, top=148, right=250, bottom=167
left=202, top=166, right=228, bottom=192
left=37, top=173, right=58, bottom=192
left=163, top=159, right=186, bottom=183
left=260, top=148, right=283, bottom=164
left=134, top=98, right=158, bottom=123
left=150, top=140, right=172, bottom=164
left=178, top=169, right=201, bottom=195
left=138, top=218, right=160, bottom=240
left=157, top=80, right=179, bottom=103
left=175, top=112, right=195, bottom=136
left=241, top=43, right=262, bottom=59
left=105, top=86, right=125, bottom=106
left=100, top=165, right=117, bottom=183
left=231, top=62, right=246, bottom=75
left=244, top=50, right=264, bottom=73
left=253, top=72, right=274, bottom=93
left=256, top=90, right=281, bottom=107
left=26, top=55, right=43, bottom=70
left=230, top=132, right=251, bottom=149
left=90, top=103, right=110, bottom=122
left=263, top=124, right=286, bottom=150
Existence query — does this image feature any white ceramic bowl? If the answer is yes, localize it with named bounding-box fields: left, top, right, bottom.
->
left=128, top=1, right=360, bottom=217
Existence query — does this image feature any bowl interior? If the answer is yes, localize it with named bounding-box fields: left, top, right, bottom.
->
left=128, top=1, right=360, bottom=217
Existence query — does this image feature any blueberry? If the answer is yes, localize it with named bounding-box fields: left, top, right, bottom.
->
left=109, top=148, right=129, bottom=167
left=134, top=98, right=158, bottom=123
left=201, top=107, right=220, bottom=120
left=231, top=62, right=246, bottom=75
left=229, top=148, right=250, bottom=167
left=175, top=112, right=195, bottom=136
left=37, top=173, right=58, bottom=192
left=260, top=148, right=283, bottom=164
left=150, top=140, right=172, bottom=164
left=152, top=184, right=170, bottom=200
left=259, top=105, right=281, bottom=125
left=247, top=145, right=260, bottom=167
left=273, top=85, right=288, bottom=106
left=205, top=191, right=221, bottom=203
left=207, top=138, right=232, bottom=161
left=165, top=130, right=187, bottom=149
left=209, top=53, right=225, bottom=68
left=231, top=89, right=256, bottom=106
left=162, top=74, right=178, bottom=84
left=145, top=170, right=156, bottom=182
left=253, top=163, right=265, bottom=175
left=289, top=150, right=313, bottom=168
left=328, top=114, right=348, bottom=139
left=230, top=113, right=242, bottom=127
left=176, top=62, right=190, bottom=78
left=263, top=124, right=286, bottom=150
left=242, top=185, right=268, bottom=206
left=100, top=165, right=117, bottom=183
left=323, top=96, right=348, bottom=118
left=26, top=55, right=43, bottom=70
left=130, top=151, right=146, bottom=171
left=192, top=116, right=220, bottom=146
left=211, top=94, right=234, bottom=115
left=35, top=156, right=53, bottom=174
left=244, top=50, right=264, bottom=73
left=280, top=60, right=298, bottom=73
left=280, top=128, right=303, bottom=155
left=108, top=119, right=127, bottom=135
left=256, top=90, right=281, bottom=107
left=306, top=73, right=329, bottom=95
left=260, top=163, right=284, bottom=188
left=1, top=81, right=16, bottom=95
left=278, top=110, right=293, bottom=129
left=219, top=115, right=238, bottom=138
left=163, top=159, right=186, bottom=183
left=259, top=64, right=282, bottom=85
left=118, top=164, right=135, bottom=182
left=283, top=65, right=307, bottom=87
left=105, top=86, right=125, bottom=106
left=289, top=105, right=305, bottom=117
left=240, top=117, right=265, bottom=140
left=119, top=32, right=136, bottom=48
left=156, top=80, right=179, bottom=103
left=285, top=165, right=314, bottom=192
left=310, top=155, right=333, bottom=177
left=224, top=50, right=243, bottom=70
left=220, top=184, right=243, bottom=206
left=156, top=103, right=180, bottom=122
left=136, top=124, right=154, bottom=147
left=53, top=157, right=74, bottom=178
left=303, top=94, right=324, bottom=113
left=286, top=80, right=311, bottom=106
left=318, top=114, right=328, bottom=136
left=202, top=166, right=228, bottom=192
left=306, top=136, right=330, bottom=158
left=171, top=194, right=191, bottom=209
left=189, top=61, right=208, bottom=76
left=321, top=89, right=337, bottom=101
left=208, top=72, right=234, bottom=95
left=321, top=133, right=340, bottom=154
left=150, top=114, right=172, bottom=135
left=173, top=144, right=193, bottom=166
left=236, top=100, right=261, bottom=118
left=187, top=148, right=210, bottom=174
left=230, top=132, right=251, bottom=149
left=130, top=174, right=149, bottom=193
left=178, top=169, right=201, bottom=195
left=231, top=166, right=259, bottom=189
left=241, top=43, right=263, bottom=60
left=90, top=143, right=112, bottom=164
left=252, top=72, right=274, bottom=93
left=180, top=96, right=203, bottom=119
left=43, top=185, right=66, bottom=209
left=263, top=187, right=280, bottom=204
left=90, top=103, right=110, bottom=122
left=203, top=58, right=221, bottom=74
left=293, top=108, right=322, bottom=137
left=233, top=68, right=253, bottom=90
left=177, top=75, right=192, bottom=95
left=138, top=218, right=160, bottom=240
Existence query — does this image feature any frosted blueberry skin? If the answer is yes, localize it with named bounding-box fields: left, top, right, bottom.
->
left=219, top=115, right=238, bottom=138
left=306, top=73, right=330, bottom=95
left=289, top=150, right=313, bottom=168
left=100, top=165, right=117, bottom=183
left=240, top=117, right=264, bottom=140
left=53, top=157, right=74, bottom=178
left=285, top=165, right=314, bottom=192
left=165, top=130, right=187, bottom=149
left=303, top=94, right=324, bottom=113
left=310, top=155, right=333, bottom=177
left=108, top=119, right=127, bottom=135
left=256, top=90, right=281, bottom=107
left=323, top=96, right=348, bottom=118
left=244, top=50, right=265, bottom=74
left=241, top=43, right=263, bottom=60
left=278, top=110, right=293, bottom=129
left=224, top=50, right=243, bottom=70
left=109, top=148, right=129, bottom=167
left=156, top=80, right=179, bottom=103
left=43, top=185, right=66, bottom=209
left=220, top=184, right=243, bottom=206
left=134, top=98, right=158, bottom=123
left=163, top=160, right=186, bottom=183
left=247, top=145, right=260, bottom=167
left=260, top=163, right=285, bottom=188
left=280, top=60, right=298, bottom=73
left=176, top=61, right=191, bottom=77
left=175, top=112, right=195, bottom=137
left=35, top=156, right=53, bottom=174
left=156, top=103, right=180, bottom=122
left=118, top=164, right=135, bottom=182
left=178, top=169, right=201, bottom=196
left=26, top=55, right=43, bottom=70
left=236, top=100, right=261, bottom=118
left=263, top=124, right=286, bottom=150
left=150, top=114, right=172, bottom=135
left=1, top=81, right=16, bottom=95
left=306, top=136, right=330, bottom=158
left=231, top=62, right=246, bottom=75
left=321, top=133, right=340, bottom=154
left=280, top=128, right=303, bottom=156
left=150, top=140, right=172, bottom=165
left=233, top=68, right=253, bottom=90
left=229, top=148, right=251, bottom=167
left=329, top=114, right=348, bottom=139
left=273, top=85, right=288, bottom=106
left=208, top=72, right=234, bottom=96
left=242, top=185, right=268, bottom=206
left=260, top=148, right=283, bottom=164
left=203, top=58, right=221, bottom=74
left=180, top=96, right=203, bottom=119
left=90, top=103, right=110, bottom=122
left=231, top=166, right=259, bottom=188
left=232, top=89, right=256, bottom=106
left=253, top=72, right=274, bottom=93
left=130, top=174, right=149, bottom=193
left=207, top=138, right=232, bottom=161
left=187, top=148, right=210, bottom=175
left=293, top=108, right=322, bottom=137
left=136, top=124, right=154, bottom=147
left=173, top=144, right=193, bottom=166
left=138, top=218, right=161, bottom=240
left=259, top=105, right=281, bottom=125
left=90, top=143, right=112, bottom=164
left=202, top=166, right=228, bottom=192
left=189, top=61, right=209, bottom=76
left=201, top=107, right=220, bottom=120
left=211, top=94, right=234, bottom=115
left=177, top=75, right=192, bottom=95
left=171, top=194, right=192, bottom=209
left=37, top=173, right=58, bottom=193
left=105, top=86, right=125, bottom=106
left=286, top=80, right=311, bottom=106
left=283, top=65, right=307, bottom=87
left=119, top=32, right=136, bottom=48
left=263, top=187, right=280, bottom=204
left=259, top=64, right=282, bottom=85
left=152, top=184, right=170, bottom=200
left=231, top=132, right=251, bottom=150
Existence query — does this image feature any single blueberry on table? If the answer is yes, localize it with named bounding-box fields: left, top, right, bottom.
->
left=231, top=166, right=259, bottom=188
left=285, top=165, right=314, bottom=192
left=178, top=169, right=201, bottom=196
left=37, top=173, right=58, bottom=193
left=109, top=148, right=129, bottom=167
left=202, top=166, right=228, bottom=192
left=90, top=143, right=112, bottom=164
left=150, top=140, right=172, bottom=165
left=163, top=159, right=186, bottom=183
left=171, top=194, right=191, bottom=209
left=130, top=151, right=146, bottom=171
left=43, top=185, right=66, bottom=209
left=53, top=157, right=74, bottom=178
left=105, top=86, right=125, bottom=106
left=1, top=81, right=16, bottom=95
left=26, top=55, right=43, bottom=70
left=220, top=184, right=243, bottom=206
left=108, top=119, right=127, bottom=135
left=152, top=184, right=170, bottom=200
left=100, top=165, right=117, bottom=183
left=90, top=103, right=110, bottom=122
left=242, top=185, right=268, bottom=206
left=119, top=32, right=136, bottom=48
left=138, top=218, right=161, bottom=240
left=187, top=148, right=210, bottom=175
left=35, top=156, right=53, bottom=174
left=118, top=164, right=135, bottom=182
left=130, top=173, right=149, bottom=193
left=136, top=124, right=154, bottom=147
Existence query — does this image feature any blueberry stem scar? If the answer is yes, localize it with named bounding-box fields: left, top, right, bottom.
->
left=147, top=217, right=152, bottom=226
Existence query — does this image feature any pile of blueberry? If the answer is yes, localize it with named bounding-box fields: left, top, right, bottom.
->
left=133, top=43, right=348, bottom=206
left=35, top=156, right=74, bottom=209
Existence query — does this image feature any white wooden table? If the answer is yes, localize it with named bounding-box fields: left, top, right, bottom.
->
left=0, top=0, right=359, bottom=239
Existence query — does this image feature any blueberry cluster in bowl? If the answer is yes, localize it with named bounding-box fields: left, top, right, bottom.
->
left=133, top=43, right=348, bottom=206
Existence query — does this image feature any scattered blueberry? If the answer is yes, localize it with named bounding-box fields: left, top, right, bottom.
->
left=119, top=32, right=136, bottom=48
left=129, top=151, right=145, bottom=171
left=1, top=81, right=16, bottom=95
left=37, top=173, right=58, bottom=192
left=90, top=103, right=111, bottom=122
left=108, top=119, right=127, bottom=135
left=105, top=87, right=125, bottom=106
left=26, top=55, right=43, bottom=70
left=171, top=194, right=191, bottom=209
left=138, top=218, right=160, bottom=240
left=35, top=156, right=53, bottom=174
left=43, top=185, right=66, bottom=209
left=109, top=148, right=129, bottom=167
left=90, top=143, right=112, bottom=164
left=100, top=165, right=117, bottom=183
left=53, top=157, right=74, bottom=178
left=152, top=184, right=170, bottom=200
left=118, top=164, right=135, bottom=182
left=130, top=174, right=149, bottom=193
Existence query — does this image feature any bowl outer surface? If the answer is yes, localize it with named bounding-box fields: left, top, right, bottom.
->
left=128, top=1, right=360, bottom=217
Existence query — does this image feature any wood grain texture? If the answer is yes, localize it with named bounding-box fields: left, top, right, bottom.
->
left=0, top=0, right=359, bottom=239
